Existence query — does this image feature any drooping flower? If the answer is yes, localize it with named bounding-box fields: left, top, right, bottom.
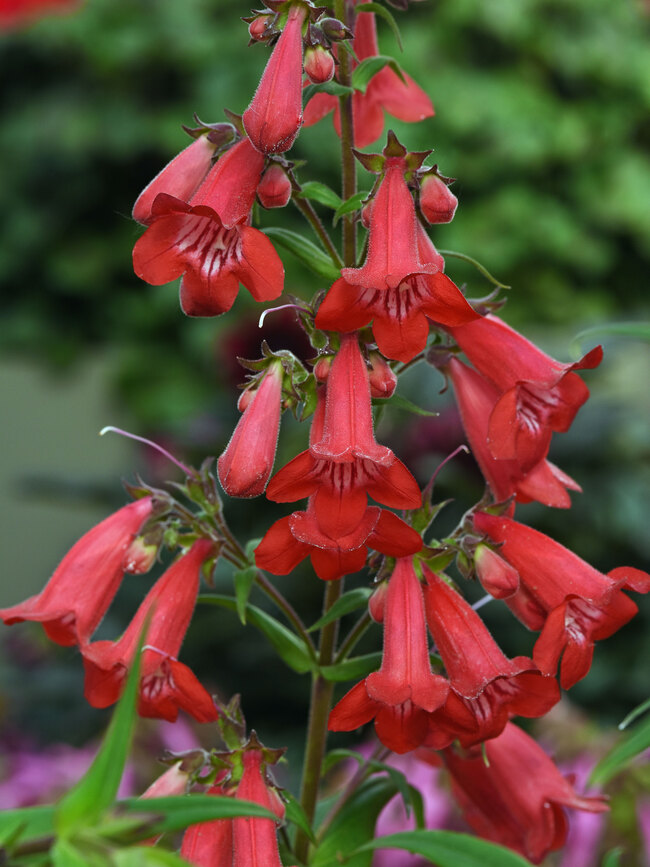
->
left=447, top=357, right=582, bottom=509
left=0, top=497, right=153, bottom=647
left=473, top=511, right=650, bottom=688
left=232, top=749, right=296, bottom=867
left=133, top=138, right=284, bottom=317
left=329, top=558, right=449, bottom=753
left=255, top=499, right=422, bottom=581
left=448, top=315, right=602, bottom=471
left=132, top=135, right=217, bottom=226
left=82, top=539, right=218, bottom=722
left=180, top=781, right=234, bottom=866
left=243, top=4, right=306, bottom=154
left=266, top=334, right=421, bottom=537
left=443, top=723, right=608, bottom=864
left=218, top=362, right=284, bottom=498
left=422, top=567, right=559, bottom=748
left=315, top=157, right=478, bottom=363
left=303, top=2, right=433, bottom=147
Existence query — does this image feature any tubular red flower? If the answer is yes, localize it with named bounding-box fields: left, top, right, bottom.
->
left=255, top=500, right=422, bottom=581
left=422, top=567, right=559, bottom=748
left=132, top=136, right=216, bottom=226
left=303, top=3, right=433, bottom=147
left=315, top=161, right=477, bottom=363
left=329, top=558, right=448, bottom=753
left=180, top=782, right=234, bottom=866
left=0, top=497, right=153, bottom=647
left=232, top=750, right=296, bottom=867
left=447, top=357, right=582, bottom=509
left=243, top=4, right=306, bottom=154
left=133, top=138, right=284, bottom=317
left=448, top=315, right=602, bottom=471
left=218, top=363, right=283, bottom=498
left=266, top=334, right=421, bottom=536
left=443, top=723, right=608, bottom=864
left=474, top=511, right=649, bottom=688
left=82, top=539, right=218, bottom=722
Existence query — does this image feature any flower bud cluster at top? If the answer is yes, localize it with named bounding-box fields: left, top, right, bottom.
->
left=2, top=2, right=649, bottom=866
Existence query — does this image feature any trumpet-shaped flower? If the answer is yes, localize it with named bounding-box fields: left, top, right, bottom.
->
left=329, top=558, right=448, bottom=753
left=82, top=539, right=218, bottom=722
left=0, top=497, right=153, bottom=647
left=133, top=138, right=284, bottom=317
left=266, top=334, right=421, bottom=537
left=443, top=723, right=608, bottom=864
left=315, top=159, right=477, bottom=362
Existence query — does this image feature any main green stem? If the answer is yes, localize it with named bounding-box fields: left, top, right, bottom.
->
left=295, top=578, right=344, bottom=863
left=336, top=0, right=357, bottom=267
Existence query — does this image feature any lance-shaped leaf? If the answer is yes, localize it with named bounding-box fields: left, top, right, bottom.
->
left=308, top=588, right=372, bottom=632
left=590, top=707, right=650, bottom=785
left=298, top=182, right=343, bottom=210
left=263, top=228, right=341, bottom=281
left=354, top=830, right=535, bottom=866
left=352, top=56, right=406, bottom=94
left=320, top=652, right=383, bottom=683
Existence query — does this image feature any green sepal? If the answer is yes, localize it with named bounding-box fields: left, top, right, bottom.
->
left=198, top=594, right=316, bottom=673
left=263, top=227, right=341, bottom=281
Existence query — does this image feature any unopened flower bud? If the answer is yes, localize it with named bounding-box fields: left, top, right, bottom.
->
left=257, top=164, right=292, bottom=209
left=420, top=174, right=458, bottom=224
left=304, top=46, right=335, bottom=84
left=368, top=581, right=387, bottom=623
left=474, top=543, right=519, bottom=599
left=142, top=762, right=190, bottom=799
left=368, top=352, right=397, bottom=398
left=122, top=536, right=158, bottom=575
left=313, top=355, right=333, bottom=382
left=218, top=363, right=284, bottom=498
left=248, top=14, right=270, bottom=41
left=319, top=16, right=352, bottom=41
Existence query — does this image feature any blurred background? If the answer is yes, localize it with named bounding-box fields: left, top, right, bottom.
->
left=1, top=0, right=649, bottom=861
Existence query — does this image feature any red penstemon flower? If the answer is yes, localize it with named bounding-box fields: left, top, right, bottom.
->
left=442, top=723, right=608, bottom=864
left=303, top=1, right=433, bottom=147
left=315, top=158, right=478, bottom=363
left=218, top=361, right=284, bottom=498
left=473, top=511, right=650, bottom=688
left=133, top=138, right=284, bottom=317
left=448, top=315, right=602, bottom=471
left=82, top=539, right=218, bottom=722
left=255, top=498, right=422, bottom=581
left=329, top=557, right=449, bottom=753
left=243, top=3, right=306, bottom=154
left=180, top=781, right=234, bottom=866
left=447, top=357, right=582, bottom=509
left=266, top=334, right=421, bottom=536
left=0, top=497, right=153, bottom=647
left=422, top=566, right=559, bottom=748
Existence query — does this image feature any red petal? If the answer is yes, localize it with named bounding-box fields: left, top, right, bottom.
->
left=373, top=309, right=430, bottom=364
left=132, top=213, right=195, bottom=285
left=370, top=67, right=434, bottom=123
left=421, top=272, right=479, bottom=327
left=235, top=226, right=285, bottom=302
left=328, top=680, right=377, bottom=731
left=374, top=702, right=429, bottom=754
left=255, top=517, right=310, bottom=575
left=313, top=481, right=368, bottom=539
left=369, top=510, right=423, bottom=557
left=179, top=267, right=240, bottom=317
left=365, top=458, right=422, bottom=511
left=310, top=546, right=368, bottom=581
left=266, top=451, right=319, bottom=502
left=608, top=566, right=650, bottom=594
left=315, top=278, right=372, bottom=333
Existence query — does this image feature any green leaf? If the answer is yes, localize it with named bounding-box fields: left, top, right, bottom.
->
left=619, top=695, right=650, bottom=730
left=333, top=191, right=370, bottom=225
left=113, top=847, right=193, bottom=866
left=312, top=777, right=401, bottom=867
left=0, top=805, right=55, bottom=842
left=298, top=182, right=342, bottom=211
left=351, top=56, right=405, bottom=95
left=198, top=594, right=315, bottom=673
left=355, top=830, right=535, bottom=866
left=590, top=710, right=650, bottom=785
left=320, top=651, right=382, bottom=682
left=56, top=618, right=147, bottom=834
left=116, top=795, right=276, bottom=836
left=234, top=566, right=257, bottom=625
left=602, top=847, right=625, bottom=867
left=355, top=3, right=403, bottom=51
left=52, top=838, right=108, bottom=867
left=571, top=322, right=650, bottom=356
left=376, top=393, right=438, bottom=417
left=302, top=79, right=354, bottom=106
left=308, top=588, right=372, bottom=632
left=284, top=791, right=317, bottom=844
left=263, top=228, right=340, bottom=282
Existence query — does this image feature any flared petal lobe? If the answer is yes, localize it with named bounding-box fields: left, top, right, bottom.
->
left=0, top=497, right=153, bottom=646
